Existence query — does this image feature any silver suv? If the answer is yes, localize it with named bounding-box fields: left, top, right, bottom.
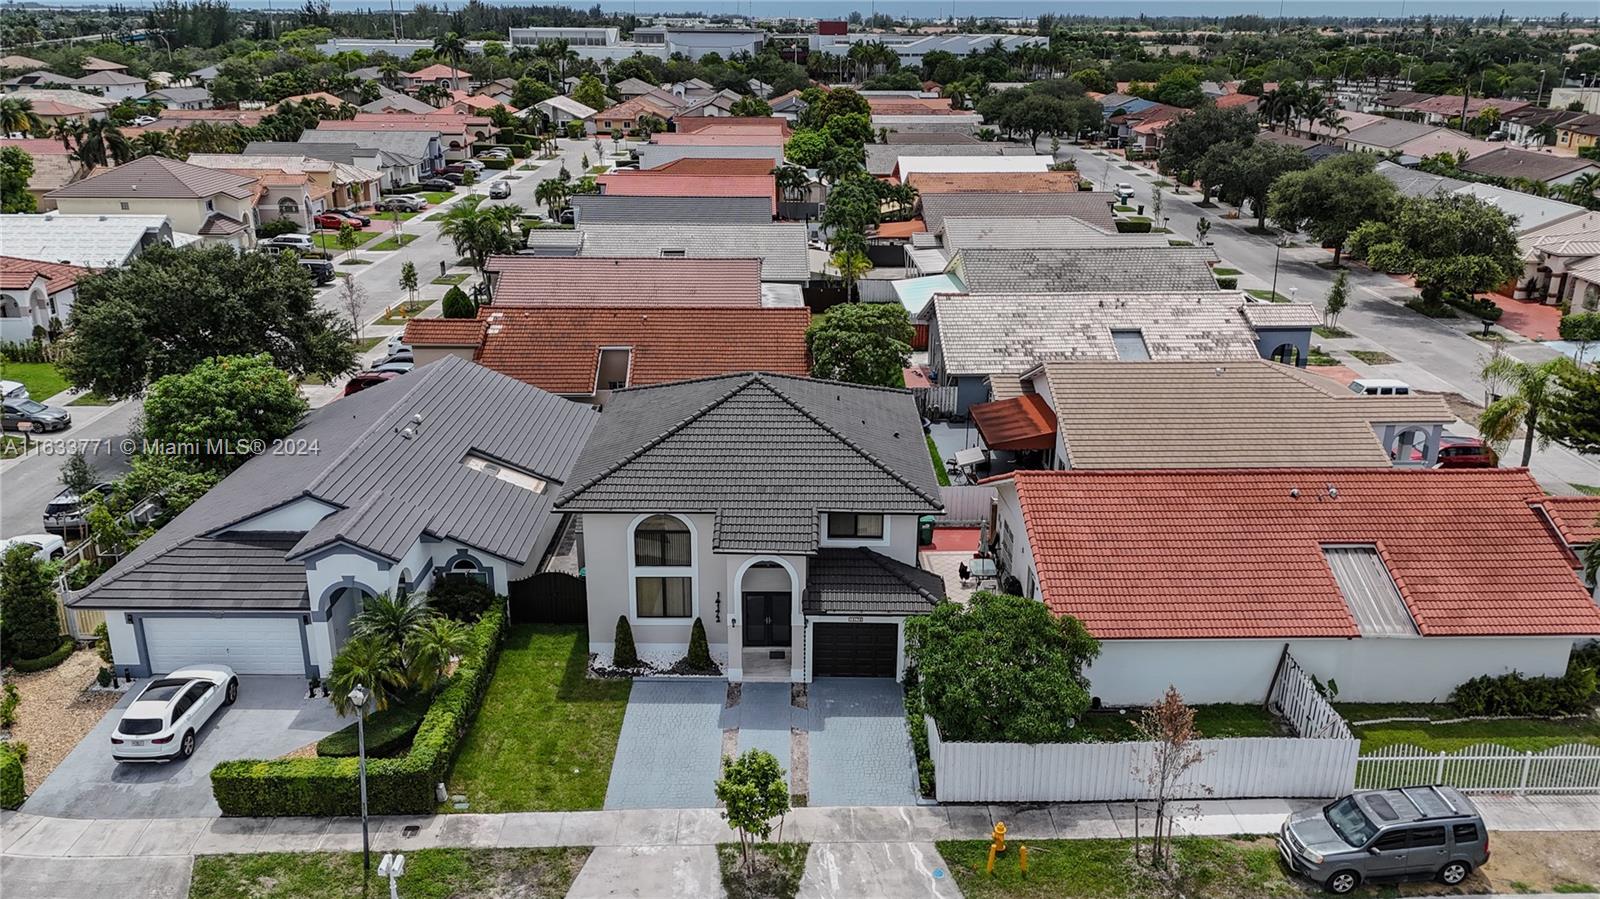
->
left=1279, top=786, right=1488, bottom=894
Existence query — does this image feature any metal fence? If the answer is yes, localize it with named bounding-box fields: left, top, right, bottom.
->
left=936, top=485, right=996, bottom=527
left=1267, top=649, right=1353, bottom=740
left=1356, top=743, right=1600, bottom=794
left=912, top=386, right=959, bottom=420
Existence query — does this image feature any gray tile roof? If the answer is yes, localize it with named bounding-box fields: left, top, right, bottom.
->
left=71, top=357, right=597, bottom=609
left=931, top=291, right=1262, bottom=377
left=921, top=191, right=1118, bottom=234
left=143, top=86, right=210, bottom=104
left=1342, top=118, right=1439, bottom=149
left=570, top=222, right=810, bottom=281
left=68, top=533, right=310, bottom=611
left=247, top=140, right=422, bottom=168
left=940, top=216, right=1172, bottom=250
left=47, top=155, right=257, bottom=201
left=865, top=142, right=1033, bottom=175
left=883, top=131, right=982, bottom=145
left=300, top=128, right=435, bottom=160
left=949, top=247, right=1222, bottom=293
left=805, top=548, right=944, bottom=615
left=556, top=373, right=942, bottom=554
left=571, top=194, right=773, bottom=224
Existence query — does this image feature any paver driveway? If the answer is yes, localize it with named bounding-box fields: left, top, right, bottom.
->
left=22, top=676, right=342, bottom=819
left=806, top=678, right=920, bottom=807
left=604, top=680, right=725, bottom=810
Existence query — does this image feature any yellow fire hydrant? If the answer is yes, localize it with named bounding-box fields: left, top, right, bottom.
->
left=985, top=821, right=1008, bottom=874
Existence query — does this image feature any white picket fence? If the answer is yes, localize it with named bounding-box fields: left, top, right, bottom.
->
left=927, top=716, right=1359, bottom=803
left=1356, top=743, right=1600, bottom=794
left=1266, top=649, right=1352, bottom=740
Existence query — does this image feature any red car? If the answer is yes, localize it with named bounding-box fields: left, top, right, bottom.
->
left=315, top=211, right=368, bottom=230
left=1397, top=433, right=1499, bottom=468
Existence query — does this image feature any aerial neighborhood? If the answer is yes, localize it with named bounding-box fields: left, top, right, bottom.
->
left=2, top=5, right=1600, bottom=899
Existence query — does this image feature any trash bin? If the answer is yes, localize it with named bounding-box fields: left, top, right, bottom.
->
left=918, top=515, right=936, bottom=546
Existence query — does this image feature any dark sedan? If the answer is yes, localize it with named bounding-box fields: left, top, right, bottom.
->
left=420, top=178, right=455, bottom=191
left=3, top=397, right=70, bottom=432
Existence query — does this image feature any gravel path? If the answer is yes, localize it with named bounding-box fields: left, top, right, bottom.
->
left=5, top=650, right=120, bottom=792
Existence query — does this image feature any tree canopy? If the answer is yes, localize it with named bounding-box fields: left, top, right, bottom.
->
left=1267, top=153, right=1400, bottom=263
left=1347, top=194, right=1521, bottom=306
left=0, top=544, right=60, bottom=662
left=1158, top=105, right=1259, bottom=195
left=0, top=147, right=37, bottom=213
left=141, top=354, right=308, bottom=474
left=805, top=300, right=913, bottom=389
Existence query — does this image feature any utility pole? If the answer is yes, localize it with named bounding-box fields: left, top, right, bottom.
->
left=390, top=0, right=400, bottom=43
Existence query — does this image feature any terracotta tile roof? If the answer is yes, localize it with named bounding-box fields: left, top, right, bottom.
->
left=484, top=257, right=764, bottom=306
left=594, top=96, right=677, bottom=122
left=1214, top=92, right=1258, bottom=110
left=673, top=116, right=790, bottom=136
left=0, top=138, right=72, bottom=157
left=908, top=171, right=1081, bottom=194
left=648, top=132, right=785, bottom=146
left=406, top=64, right=469, bottom=80
left=459, top=305, right=809, bottom=395
left=1537, top=496, right=1600, bottom=548
left=154, top=108, right=265, bottom=125
left=403, top=317, right=487, bottom=346
left=274, top=91, right=348, bottom=109
left=1005, top=468, right=1600, bottom=640
left=650, top=157, right=778, bottom=176
left=865, top=95, right=962, bottom=116
left=873, top=219, right=927, bottom=239
left=0, top=255, right=92, bottom=292
left=1405, top=95, right=1529, bottom=117
left=969, top=393, right=1056, bottom=451
left=597, top=171, right=777, bottom=214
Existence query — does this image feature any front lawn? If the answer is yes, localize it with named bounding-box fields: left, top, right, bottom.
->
left=67, top=392, right=111, bottom=406
left=0, top=361, right=67, bottom=401
left=432, top=273, right=469, bottom=286
left=938, top=837, right=1297, bottom=899
left=376, top=300, right=434, bottom=325
left=1072, top=704, right=1282, bottom=743
left=1337, top=703, right=1600, bottom=753
left=421, top=190, right=455, bottom=205
left=1212, top=267, right=1241, bottom=277
left=1346, top=349, right=1398, bottom=366
left=445, top=624, right=631, bottom=812
left=369, top=233, right=419, bottom=251
left=313, top=230, right=381, bottom=251
left=1245, top=289, right=1290, bottom=304
left=188, top=848, right=589, bottom=899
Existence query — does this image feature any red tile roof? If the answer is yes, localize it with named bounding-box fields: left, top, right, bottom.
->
left=908, top=171, right=1082, bottom=194
left=0, top=256, right=92, bottom=292
left=402, top=318, right=486, bottom=346
left=873, top=219, right=926, bottom=238
left=651, top=157, right=778, bottom=176
left=865, top=96, right=963, bottom=116
left=407, top=63, right=469, bottom=80
left=464, top=305, right=811, bottom=394
left=0, top=138, right=73, bottom=157
left=1538, top=496, right=1600, bottom=548
left=596, top=171, right=777, bottom=214
left=969, top=393, right=1056, bottom=451
left=648, top=132, right=785, bottom=146
left=1005, top=468, right=1600, bottom=640
left=673, top=116, right=790, bottom=136
left=483, top=257, right=764, bottom=306
left=1214, top=92, right=1258, bottom=110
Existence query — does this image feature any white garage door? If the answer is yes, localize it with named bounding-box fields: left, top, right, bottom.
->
left=143, top=616, right=304, bottom=675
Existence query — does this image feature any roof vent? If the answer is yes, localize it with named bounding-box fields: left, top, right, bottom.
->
left=1327, top=484, right=1339, bottom=499
left=1290, top=487, right=1300, bottom=498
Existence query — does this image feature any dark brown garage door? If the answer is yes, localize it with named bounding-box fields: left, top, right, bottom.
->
left=812, top=622, right=898, bottom=678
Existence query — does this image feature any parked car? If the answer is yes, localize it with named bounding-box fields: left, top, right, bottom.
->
left=439, top=171, right=464, bottom=185
left=488, top=181, right=511, bottom=199
left=1279, top=786, right=1488, bottom=894
left=370, top=360, right=414, bottom=375
left=419, top=178, right=455, bottom=192
left=480, top=147, right=509, bottom=158
left=4, top=397, right=70, bottom=432
left=132, top=114, right=159, bottom=126
left=1396, top=433, right=1499, bottom=469
left=375, top=349, right=413, bottom=367
left=264, top=233, right=316, bottom=254
left=298, top=258, right=336, bottom=285
left=1349, top=379, right=1412, bottom=396
left=384, top=334, right=410, bottom=357
left=314, top=211, right=366, bottom=230
left=462, top=160, right=486, bottom=172
left=111, top=666, right=238, bottom=762
left=0, top=534, right=66, bottom=562
left=442, top=163, right=466, bottom=175
left=1115, top=182, right=1136, bottom=201
left=332, top=207, right=371, bottom=226
left=43, top=482, right=113, bottom=534
left=343, top=370, right=398, bottom=397
left=376, top=195, right=427, bottom=212
left=0, top=379, right=27, bottom=401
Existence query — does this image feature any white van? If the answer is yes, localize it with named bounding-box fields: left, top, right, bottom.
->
left=1349, top=379, right=1411, bottom=396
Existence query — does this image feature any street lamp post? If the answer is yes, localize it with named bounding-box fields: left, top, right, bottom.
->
left=349, top=684, right=372, bottom=872
left=1270, top=232, right=1290, bottom=300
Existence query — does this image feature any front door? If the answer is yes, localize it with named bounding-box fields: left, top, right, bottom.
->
left=742, top=592, right=791, bottom=647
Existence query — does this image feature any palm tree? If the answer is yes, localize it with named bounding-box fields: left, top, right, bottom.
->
left=829, top=244, right=872, bottom=301
left=0, top=98, right=44, bottom=137
left=438, top=195, right=517, bottom=274
left=326, top=635, right=405, bottom=714
left=408, top=617, right=472, bottom=693
left=130, top=131, right=177, bottom=159
left=47, top=118, right=81, bottom=151
left=377, top=58, right=403, bottom=88
left=533, top=177, right=570, bottom=216
left=70, top=118, right=131, bottom=172
left=352, top=591, right=432, bottom=648
left=1478, top=356, right=1577, bottom=467
left=433, top=31, right=467, bottom=94
left=772, top=164, right=810, bottom=203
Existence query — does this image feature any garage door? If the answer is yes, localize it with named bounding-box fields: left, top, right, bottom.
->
left=812, top=622, right=898, bottom=678
left=143, top=616, right=304, bottom=675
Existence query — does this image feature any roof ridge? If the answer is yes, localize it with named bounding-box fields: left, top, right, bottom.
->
left=757, top=375, right=943, bottom=509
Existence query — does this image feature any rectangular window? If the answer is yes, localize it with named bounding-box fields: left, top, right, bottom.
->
left=827, top=513, right=884, bottom=539
left=119, top=201, right=130, bottom=210
left=1111, top=329, right=1151, bottom=360
left=634, top=526, right=691, bottom=567
left=636, top=576, right=691, bottom=617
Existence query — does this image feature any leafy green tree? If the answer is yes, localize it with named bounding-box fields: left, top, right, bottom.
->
left=1546, top=363, right=1600, bottom=457
left=142, top=354, right=307, bottom=474
left=436, top=195, right=519, bottom=275
left=571, top=74, right=608, bottom=114
left=1211, top=141, right=1309, bottom=229
left=904, top=591, right=1100, bottom=743
left=805, top=302, right=913, bottom=388
left=1070, top=67, right=1108, bottom=92
left=1558, top=313, right=1600, bottom=365
left=512, top=76, right=556, bottom=110
left=818, top=173, right=880, bottom=239
left=1346, top=194, right=1521, bottom=309
left=799, top=86, right=869, bottom=129
left=782, top=130, right=830, bottom=168
left=1267, top=153, right=1400, bottom=265
left=59, top=450, right=99, bottom=497
left=117, top=454, right=221, bottom=521
left=1325, top=271, right=1350, bottom=328
left=441, top=285, right=477, bottom=319
left=715, top=749, right=791, bottom=876
left=1158, top=105, right=1258, bottom=198
left=336, top=221, right=359, bottom=262
left=0, top=147, right=37, bottom=213
left=1479, top=356, right=1578, bottom=468
left=822, top=112, right=873, bottom=150
left=327, top=635, right=405, bottom=714
left=729, top=95, right=772, bottom=117
left=61, top=244, right=355, bottom=399
left=1001, top=93, right=1074, bottom=149
left=0, top=544, right=59, bottom=661
left=829, top=246, right=872, bottom=301
left=399, top=260, right=419, bottom=303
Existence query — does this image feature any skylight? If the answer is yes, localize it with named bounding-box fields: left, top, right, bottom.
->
left=462, top=452, right=546, bottom=494
left=1322, top=546, right=1418, bottom=637
left=1111, top=329, right=1151, bottom=361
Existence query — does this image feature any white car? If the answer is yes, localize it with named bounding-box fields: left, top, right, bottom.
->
left=0, top=379, right=26, bottom=401
left=462, top=159, right=486, bottom=172
left=0, top=533, right=66, bottom=562
left=1115, top=182, right=1136, bottom=201
left=132, top=115, right=159, bottom=127
left=384, top=334, right=410, bottom=357
left=264, top=233, right=315, bottom=253
left=111, top=665, right=238, bottom=762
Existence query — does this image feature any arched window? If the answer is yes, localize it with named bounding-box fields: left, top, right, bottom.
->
left=630, top=514, right=694, bottom=619
left=277, top=197, right=299, bottom=215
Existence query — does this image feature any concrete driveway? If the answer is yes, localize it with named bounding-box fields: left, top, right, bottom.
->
left=604, top=680, right=726, bottom=810
left=806, top=679, right=920, bottom=807
left=22, top=676, right=343, bottom=819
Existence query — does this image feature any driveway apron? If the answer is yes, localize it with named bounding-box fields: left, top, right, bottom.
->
left=806, top=678, right=920, bottom=807
left=603, top=680, right=725, bottom=810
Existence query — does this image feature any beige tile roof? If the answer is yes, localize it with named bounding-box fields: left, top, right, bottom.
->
left=1239, top=302, right=1324, bottom=328
left=1039, top=360, right=1455, bottom=470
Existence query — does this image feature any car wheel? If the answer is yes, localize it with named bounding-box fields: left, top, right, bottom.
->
left=179, top=730, right=196, bottom=759
left=1325, top=870, right=1359, bottom=894
left=1438, top=861, right=1470, bottom=885
left=225, top=678, right=239, bottom=705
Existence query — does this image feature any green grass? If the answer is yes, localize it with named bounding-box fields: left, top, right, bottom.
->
left=1211, top=267, right=1241, bottom=277
left=187, top=848, right=589, bottom=899
left=338, top=259, right=371, bottom=266
left=1, top=434, right=25, bottom=459
left=376, top=300, right=435, bottom=325
left=1471, top=330, right=1509, bottom=342
left=1114, top=204, right=1135, bottom=212
left=67, top=391, right=111, bottom=406
left=368, top=233, right=419, bottom=251
left=1572, top=484, right=1600, bottom=496
left=1308, top=346, right=1341, bottom=366
left=718, top=843, right=809, bottom=899
left=1347, top=349, right=1398, bottom=365
left=312, top=230, right=381, bottom=251
left=432, top=274, right=469, bottom=286
left=352, top=335, right=385, bottom=354
left=445, top=624, right=631, bottom=812
left=381, top=210, right=425, bottom=221
left=1071, top=705, right=1283, bottom=743
left=1336, top=703, right=1600, bottom=753
left=421, top=190, right=455, bottom=205
left=1554, top=884, right=1600, bottom=894
left=1313, top=325, right=1352, bottom=339
left=0, top=361, right=67, bottom=401
left=938, top=837, right=1301, bottom=899
left=1246, top=289, right=1290, bottom=304
left=928, top=435, right=951, bottom=487
left=588, top=165, right=608, bottom=174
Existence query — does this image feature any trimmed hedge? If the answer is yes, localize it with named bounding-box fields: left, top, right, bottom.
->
left=1115, top=219, right=1153, bottom=233
left=211, top=606, right=506, bottom=816
left=316, top=696, right=428, bottom=758
left=10, top=638, right=75, bottom=673
left=1451, top=659, right=1598, bottom=718
left=1446, top=294, right=1504, bottom=322
left=480, top=157, right=513, bottom=170
left=1215, top=276, right=1238, bottom=289
left=0, top=743, right=22, bottom=809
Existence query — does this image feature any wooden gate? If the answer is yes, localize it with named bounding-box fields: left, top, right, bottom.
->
left=508, top=572, right=587, bottom=624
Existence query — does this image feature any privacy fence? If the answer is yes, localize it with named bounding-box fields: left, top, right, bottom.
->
left=935, top=485, right=997, bottom=528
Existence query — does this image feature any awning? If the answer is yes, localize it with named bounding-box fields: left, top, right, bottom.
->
left=969, top=393, right=1057, bottom=452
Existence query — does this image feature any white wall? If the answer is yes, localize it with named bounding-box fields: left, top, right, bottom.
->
left=583, top=511, right=724, bottom=665
left=105, top=611, right=141, bottom=670
left=228, top=496, right=338, bottom=532
left=818, top=512, right=919, bottom=566
left=1086, top=637, right=1578, bottom=706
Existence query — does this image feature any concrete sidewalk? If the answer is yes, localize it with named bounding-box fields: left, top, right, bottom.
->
left=6, top=794, right=1598, bottom=860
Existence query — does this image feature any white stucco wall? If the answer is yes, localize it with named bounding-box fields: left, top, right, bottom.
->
left=228, top=497, right=339, bottom=532
left=104, top=610, right=141, bottom=670
left=817, top=512, right=920, bottom=566
left=583, top=511, right=724, bottom=664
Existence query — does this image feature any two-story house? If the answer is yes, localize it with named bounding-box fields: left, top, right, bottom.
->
left=45, top=156, right=260, bottom=249
left=554, top=373, right=946, bottom=682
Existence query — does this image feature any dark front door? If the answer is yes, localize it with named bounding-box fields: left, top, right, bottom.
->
left=742, top=592, right=791, bottom=647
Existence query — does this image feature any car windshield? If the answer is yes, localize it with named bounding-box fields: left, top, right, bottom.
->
left=1324, top=797, right=1379, bottom=847
left=119, top=717, right=165, bottom=735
